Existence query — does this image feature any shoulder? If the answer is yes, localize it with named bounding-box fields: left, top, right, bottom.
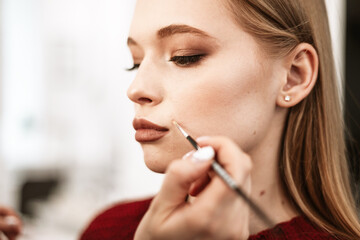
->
left=248, top=216, right=337, bottom=240
left=79, top=197, right=153, bottom=240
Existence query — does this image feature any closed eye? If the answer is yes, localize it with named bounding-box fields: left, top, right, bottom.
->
left=169, top=54, right=205, bottom=67
left=126, top=54, right=205, bottom=71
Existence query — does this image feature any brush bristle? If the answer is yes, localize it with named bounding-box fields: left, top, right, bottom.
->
left=172, top=120, right=188, bottom=137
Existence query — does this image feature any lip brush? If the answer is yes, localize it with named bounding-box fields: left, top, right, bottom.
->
left=172, top=121, right=274, bottom=227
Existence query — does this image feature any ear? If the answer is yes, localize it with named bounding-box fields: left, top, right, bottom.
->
left=276, top=43, right=319, bottom=108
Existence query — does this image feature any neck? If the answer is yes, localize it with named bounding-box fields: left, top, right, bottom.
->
left=247, top=110, right=299, bottom=235
left=248, top=157, right=299, bottom=235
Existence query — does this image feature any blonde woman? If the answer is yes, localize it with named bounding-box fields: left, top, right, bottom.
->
left=80, top=0, right=360, bottom=239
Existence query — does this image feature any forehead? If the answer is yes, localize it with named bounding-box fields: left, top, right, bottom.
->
left=129, top=0, right=239, bottom=42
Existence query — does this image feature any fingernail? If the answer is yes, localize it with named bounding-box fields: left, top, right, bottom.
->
left=182, top=150, right=195, bottom=160
left=192, top=146, right=215, bottom=163
left=4, top=216, right=19, bottom=226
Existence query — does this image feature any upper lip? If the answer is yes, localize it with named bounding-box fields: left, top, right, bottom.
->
left=133, top=118, right=169, bottom=131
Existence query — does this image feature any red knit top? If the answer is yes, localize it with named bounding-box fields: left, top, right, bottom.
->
left=79, top=198, right=337, bottom=240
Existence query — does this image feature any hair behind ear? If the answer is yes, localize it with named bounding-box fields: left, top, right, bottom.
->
left=224, top=0, right=360, bottom=238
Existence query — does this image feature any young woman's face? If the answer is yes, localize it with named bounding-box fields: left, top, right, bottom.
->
left=127, top=0, right=284, bottom=172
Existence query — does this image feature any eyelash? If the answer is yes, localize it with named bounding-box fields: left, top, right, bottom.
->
left=169, top=54, right=205, bottom=67
left=126, top=54, right=205, bottom=71
left=126, top=64, right=140, bottom=71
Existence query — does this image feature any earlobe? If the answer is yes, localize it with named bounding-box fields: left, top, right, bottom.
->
left=277, top=43, right=319, bottom=108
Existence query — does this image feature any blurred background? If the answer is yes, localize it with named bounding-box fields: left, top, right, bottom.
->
left=0, top=0, right=164, bottom=239
left=0, top=0, right=358, bottom=239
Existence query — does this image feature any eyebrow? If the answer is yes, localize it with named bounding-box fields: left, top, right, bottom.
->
left=157, top=24, right=213, bottom=39
left=127, top=24, right=214, bottom=46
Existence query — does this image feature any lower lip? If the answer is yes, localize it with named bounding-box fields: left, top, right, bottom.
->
left=135, top=129, right=169, bottom=142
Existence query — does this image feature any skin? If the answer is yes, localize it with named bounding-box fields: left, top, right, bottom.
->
left=0, top=206, right=22, bottom=240
left=127, top=0, right=318, bottom=238
left=127, top=0, right=282, bottom=172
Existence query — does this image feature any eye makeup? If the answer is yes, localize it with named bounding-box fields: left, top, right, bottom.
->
left=126, top=52, right=207, bottom=71
left=127, top=29, right=217, bottom=72
left=169, top=54, right=206, bottom=67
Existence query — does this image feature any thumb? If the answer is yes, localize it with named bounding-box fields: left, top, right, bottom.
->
left=155, top=146, right=214, bottom=210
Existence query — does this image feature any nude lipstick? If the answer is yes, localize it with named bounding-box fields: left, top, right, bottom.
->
left=133, top=118, right=169, bottom=142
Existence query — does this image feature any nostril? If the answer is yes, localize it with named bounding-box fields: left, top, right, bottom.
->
left=138, top=97, right=152, bottom=104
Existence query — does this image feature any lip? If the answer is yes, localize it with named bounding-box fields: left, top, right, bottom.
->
left=133, top=118, right=169, bottom=142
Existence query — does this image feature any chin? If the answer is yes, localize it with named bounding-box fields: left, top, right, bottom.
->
left=143, top=153, right=174, bottom=173
left=141, top=143, right=187, bottom=173
left=141, top=147, right=171, bottom=173
left=140, top=134, right=193, bottom=173
left=144, top=159, right=167, bottom=173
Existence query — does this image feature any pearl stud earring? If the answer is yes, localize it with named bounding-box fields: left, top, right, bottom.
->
left=284, top=95, right=291, bottom=102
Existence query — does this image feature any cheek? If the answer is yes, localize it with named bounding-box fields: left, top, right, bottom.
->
left=170, top=62, right=277, bottom=150
left=171, top=77, right=247, bottom=133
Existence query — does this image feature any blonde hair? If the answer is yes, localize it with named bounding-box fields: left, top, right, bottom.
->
left=223, top=0, right=360, bottom=239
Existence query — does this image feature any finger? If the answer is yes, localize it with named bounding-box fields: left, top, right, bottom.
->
left=194, top=136, right=252, bottom=206
left=185, top=137, right=252, bottom=238
left=188, top=173, right=211, bottom=196
left=197, top=136, right=252, bottom=184
left=0, top=207, right=22, bottom=233
left=0, top=207, right=16, bottom=217
left=155, top=147, right=214, bottom=210
left=6, top=234, right=17, bottom=240
left=0, top=216, right=21, bottom=235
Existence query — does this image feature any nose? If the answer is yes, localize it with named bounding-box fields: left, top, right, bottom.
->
left=127, top=60, right=163, bottom=106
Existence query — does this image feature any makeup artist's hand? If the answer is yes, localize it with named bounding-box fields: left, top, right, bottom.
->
left=135, top=136, right=252, bottom=240
left=0, top=206, right=22, bottom=240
